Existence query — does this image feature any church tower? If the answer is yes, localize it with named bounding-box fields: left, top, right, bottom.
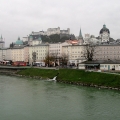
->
left=99, top=24, right=110, bottom=43
left=78, top=28, right=84, bottom=45
left=0, top=35, right=5, bottom=48
left=0, top=35, right=3, bottom=41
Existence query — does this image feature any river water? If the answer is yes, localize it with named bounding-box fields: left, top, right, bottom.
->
left=0, top=75, right=120, bottom=120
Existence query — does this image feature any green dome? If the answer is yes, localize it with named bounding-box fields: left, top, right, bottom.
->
left=15, top=37, right=23, bottom=45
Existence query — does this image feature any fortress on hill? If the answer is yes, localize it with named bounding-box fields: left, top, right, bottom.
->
left=30, top=27, right=70, bottom=36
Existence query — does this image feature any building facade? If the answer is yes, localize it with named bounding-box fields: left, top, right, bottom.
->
left=49, top=42, right=70, bottom=58
left=83, top=34, right=100, bottom=45
left=47, top=27, right=70, bottom=36
left=32, top=37, right=42, bottom=46
left=29, top=44, right=49, bottom=65
left=11, top=47, right=24, bottom=62
left=62, top=45, right=86, bottom=65
left=94, top=44, right=120, bottom=60
left=0, top=48, right=7, bottom=61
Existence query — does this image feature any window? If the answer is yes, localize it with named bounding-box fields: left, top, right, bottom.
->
left=100, top=65, right=104, bottom=67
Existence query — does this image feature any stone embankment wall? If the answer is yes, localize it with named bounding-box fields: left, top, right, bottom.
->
left=57, top=80, right=120, bottom=91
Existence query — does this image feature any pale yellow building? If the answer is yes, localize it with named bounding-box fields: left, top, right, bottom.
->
left=11, top=47, right=24, bottom=62
left=62, top=45, right=86, bottom=65
left=29, top=44, right=49, bottom=64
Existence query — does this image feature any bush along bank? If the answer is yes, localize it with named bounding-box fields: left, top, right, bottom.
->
left=16, top=68, right=120, bottom=90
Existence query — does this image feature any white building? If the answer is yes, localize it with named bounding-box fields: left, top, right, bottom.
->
left=100, top=62, right=120, bottom=71
left=28, top=27, right=70, bottom=37
left=78, top=60, right=120, bottom=71
left=47, top=27, right=70, bottom=36
left=47, top=27, right=60, bottom=36
left=0, top=48, right=7, bottom=61
left=83, top=34, right=91, bottom=44
left=94, top=44, right=120, bottom=60
left=31, top=37, right=42, bottom=46
left=30, top=31, right=47, bottom=36
left=6, top=48, right=12, bottom=61
left=28, top=36, right=42, bottom=46
left=49, top=42, right=71, bottom=58
left=22, top=36, right=29, bottom=42
left=83, top=34, right=100, bottom=45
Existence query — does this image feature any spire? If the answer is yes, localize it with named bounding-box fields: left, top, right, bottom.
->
left=0, top=35, right=3, bottom=41
left=18, top=37, right=20, bottom=40
left=78, top=28, right=83, bottom=39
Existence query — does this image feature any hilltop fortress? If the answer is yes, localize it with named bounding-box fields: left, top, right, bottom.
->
left=30, top=27, right=70, bottom=36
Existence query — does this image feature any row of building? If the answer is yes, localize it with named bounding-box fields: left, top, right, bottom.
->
left=1, top=41, right=120, bottom=65
left=0, top=25, right=120, bottom=67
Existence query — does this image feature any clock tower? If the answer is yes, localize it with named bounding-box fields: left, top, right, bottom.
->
left=99, top=24, right=110, bottom=43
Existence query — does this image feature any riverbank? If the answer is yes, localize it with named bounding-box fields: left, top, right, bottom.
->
left=0, top=67, right=120, bottom=90
left=12, top=68, right=120, bottom=90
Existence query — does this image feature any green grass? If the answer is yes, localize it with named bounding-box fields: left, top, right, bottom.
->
left=17, top=68, right=120, bottom=88
left=17, top=68, right=59, bottom=79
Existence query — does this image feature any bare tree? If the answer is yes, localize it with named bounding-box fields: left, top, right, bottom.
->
left=83, top=43, right=96, bottom=61
left=60, top=53, right=69, bottom=67
left=50, top=53, right=59, bottom=66
left=32, top=52, right=36, bottom=63
left=44, top=54, right=54, bottom=67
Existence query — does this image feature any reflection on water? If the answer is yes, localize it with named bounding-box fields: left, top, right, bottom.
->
left=0, top=75, right=120, bottom=120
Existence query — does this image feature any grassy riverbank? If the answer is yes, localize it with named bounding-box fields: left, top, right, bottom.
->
left=17, top=68, right=120, bottom=89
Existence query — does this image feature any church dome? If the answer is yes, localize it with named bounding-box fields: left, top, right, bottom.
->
left=100, top=24, right=110, bottom=34
left=15, top=37, right=23, bottom=45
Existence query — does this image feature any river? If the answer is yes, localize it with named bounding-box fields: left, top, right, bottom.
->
left=0, top=75, right=120, bottom=120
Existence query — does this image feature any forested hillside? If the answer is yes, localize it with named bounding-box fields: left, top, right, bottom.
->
left=9, top=34, right=76, bottom=47
left=41, top=34, right=76, bottom=43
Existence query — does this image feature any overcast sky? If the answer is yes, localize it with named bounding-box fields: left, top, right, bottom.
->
left=0, top=0, right=120, bottom=47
